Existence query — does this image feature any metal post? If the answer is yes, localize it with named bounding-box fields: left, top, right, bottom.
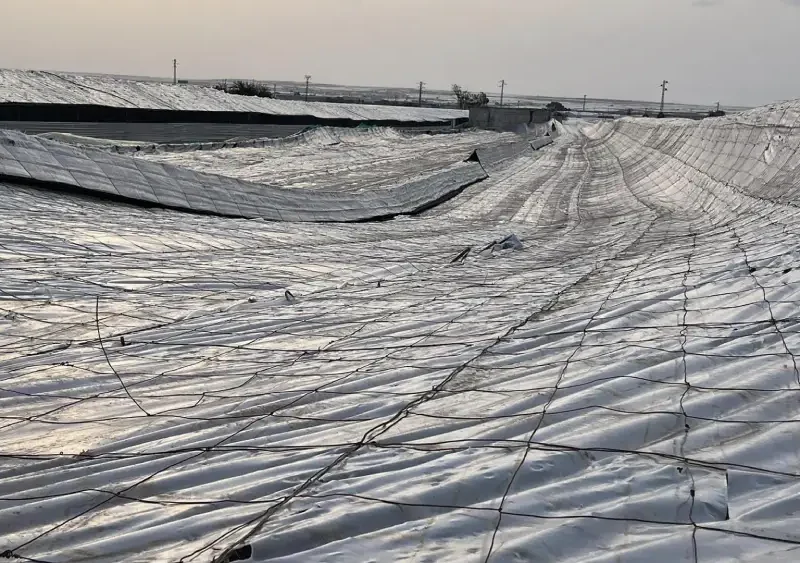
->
left=498, top=79, right=506, bottom=106
left=173, top=59, right=178, bottom=85
left=418, top=81, right=425, bottom=107
left=304, top=75, right=311, bottom=102
left=659, top=80, right=669, bottom=116
left=583, top=94, right=587, bottom=111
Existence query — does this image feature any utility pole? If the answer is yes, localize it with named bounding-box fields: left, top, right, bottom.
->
left=304, top=75, right=311, bottom=102
left=715, top=101, right=720, bottom=113
left=583, top=94, right=587, bottom=111
left=659, top=80, right=669, bottom=116
left=499, top=79, right=506, bottom=106
left=418, top=81, right=425, bottom=107
left=173, top=59, right=178, bottom=85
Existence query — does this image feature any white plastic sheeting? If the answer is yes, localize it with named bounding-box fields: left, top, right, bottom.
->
left=11, top=122, right=312, bottom=144
left=531, top=136, right=555, bottom=151
left=0, top=129, right=487, bottom=222
left=2, top=101, right=800, bottom=562
left=0, top=69, right=467, bottom=123
left=133, top=127, right=516, bottom=189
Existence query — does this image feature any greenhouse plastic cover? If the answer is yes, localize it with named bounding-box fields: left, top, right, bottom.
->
left=130, top=127, right=528, bottom=188
left=1, top=100, right=800, bottom=562
left=0, top=69, right=467, bottom=123
left=0, top=128, right=489, bottom=222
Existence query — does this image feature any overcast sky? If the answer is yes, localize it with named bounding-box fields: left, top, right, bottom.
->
left=2, top=0, right=799, bottom=107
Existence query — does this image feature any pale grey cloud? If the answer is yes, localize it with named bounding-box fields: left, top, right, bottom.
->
left=695, top=0, right=800, bottom=5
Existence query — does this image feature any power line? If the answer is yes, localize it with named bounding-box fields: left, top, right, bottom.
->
left=95, top=296, right=150, bottom=417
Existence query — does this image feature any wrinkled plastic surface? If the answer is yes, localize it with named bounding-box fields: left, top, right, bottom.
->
left=0, top=129, right=487, bottom=222
left=132, top=127, right=515, bottom=190
left=2, top=102, right=800, bottom=562
left=531, top=136, right=554, bottom=150
left=8, top=122, right=311, bottom=144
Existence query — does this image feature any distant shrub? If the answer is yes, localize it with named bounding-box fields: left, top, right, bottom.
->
left=452, top=84, right=490, bottom=109
left=546, top=101, right=569, bottom=112
left=214, top=80, right=273, bottom=98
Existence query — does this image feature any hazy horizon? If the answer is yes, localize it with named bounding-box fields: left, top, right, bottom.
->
left=3, top=0, right=800, bottom=107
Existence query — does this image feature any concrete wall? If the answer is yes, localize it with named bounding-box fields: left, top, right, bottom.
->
left=469, top=107, right=551, bottom=131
